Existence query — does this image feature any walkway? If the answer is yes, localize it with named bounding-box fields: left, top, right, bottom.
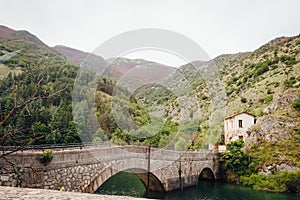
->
left=0, top=186, right=153, bottom=200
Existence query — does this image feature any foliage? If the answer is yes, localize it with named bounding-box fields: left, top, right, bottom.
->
left=247, top=136, right=300, bottom=168
left=284, top=77, right=297, bottom=88
left=174, top=137, right=187, bottom=151
left=1, top=30, right=299, bottom=157
left=39, top=150, right=53, bottom=165
left=254, top=62, right=269, bottom=77
left=0, top=40, right=81, bottom=146
left=241, top=97, right=247, bottom=103
left=241, top=170, right=300, bottom=194
left=259, top=95, right=273, bottom=104
left=292, top=95, right=300, bottom=111
left=226, top=88, right=235, bottom=96
left=221, top=140, right=253, bottom=175
left=280, top=55, right=297, bottom=66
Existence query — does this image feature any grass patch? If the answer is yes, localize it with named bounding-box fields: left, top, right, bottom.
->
left=0, top=63, right=11, bottom=79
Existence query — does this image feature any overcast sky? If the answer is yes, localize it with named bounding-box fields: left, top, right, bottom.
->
left=1, top=0, right=299, bottom=67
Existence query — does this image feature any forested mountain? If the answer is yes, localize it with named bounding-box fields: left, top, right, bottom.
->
left=0, top=25, right=81, bottom=145
left=0, top=25, right=299, bottom=165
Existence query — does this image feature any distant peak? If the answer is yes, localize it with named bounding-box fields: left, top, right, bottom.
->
left=0, top=25, right=16, bottom=32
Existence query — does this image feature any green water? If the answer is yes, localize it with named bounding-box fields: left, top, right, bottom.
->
left=95, top=172, right=300, bottom=200
left=95, top=171, right=146, bottom=197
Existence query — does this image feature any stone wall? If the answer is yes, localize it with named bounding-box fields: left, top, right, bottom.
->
left=44, top=163, right=108, bottom=192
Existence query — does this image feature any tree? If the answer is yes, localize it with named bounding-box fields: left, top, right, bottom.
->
left=174, top=137, right=188, bottom=151
left=0, top=79, right=67, bottom=186
left=221, top=140, right=252, bottom=175
left=0, top=80, right=66, bottom=151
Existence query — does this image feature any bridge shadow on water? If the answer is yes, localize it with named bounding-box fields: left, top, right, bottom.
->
left=94, top=168, right=216, bottom=199
left=95, top=171, right=147, bottom=197
left=94, top=170, right=166, bottom=199
left=94, top=169, right=299, bottom=200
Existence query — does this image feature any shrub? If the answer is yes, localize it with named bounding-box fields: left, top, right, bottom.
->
left=259, top=95, right=273, bottom=104
left=262, top=54, right=269, bottom=59
left=241, top=170, right=300, bottom=194
left=267, top=88, right=273, bottom=95
left=286, top=170, right=300, bottom=194
left=249, top=63, right=256, bottom=69
left=201, top=95, right=209, bottom=100
left=293, top=96, right=300, bottom=111
left=241, top=97, right=247, bottom=103
left=232, top=77, right=238, bottom=82
left=226, top=88, right=235, bottom=96
left=39, top=150, right=53, bottom=165
left=280, top=55, right=297, bottom=66
left=0, top=45, right=13, bottom=52
left=254, top=63, right=269, bottom=77
left=221, top=140, right=253, bottom=176
left=273, top=82, right=280, bottom=87
left=273, top=47, right=279, bottom=57
left=284, top=79, right=296, bottom=88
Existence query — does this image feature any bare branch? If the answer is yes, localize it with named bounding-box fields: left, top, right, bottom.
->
left=0, top=134, right=45, bottom=158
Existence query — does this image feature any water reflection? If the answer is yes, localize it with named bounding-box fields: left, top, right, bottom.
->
left=164, top=181, right=300, bottom=200
left=95, top=171, right=299, bottom=200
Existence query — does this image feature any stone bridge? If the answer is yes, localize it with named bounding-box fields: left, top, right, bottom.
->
left=0, top=145, right=220, bottom=193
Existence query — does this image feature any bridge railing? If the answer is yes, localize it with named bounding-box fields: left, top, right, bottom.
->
left=0, top=142, right=220, bottom=161
left=0, top=141, right=113, bottom=151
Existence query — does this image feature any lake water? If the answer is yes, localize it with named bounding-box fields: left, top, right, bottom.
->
left=95, top=171, right=300, bottom=200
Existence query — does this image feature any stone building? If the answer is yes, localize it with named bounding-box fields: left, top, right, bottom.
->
left=224, top=111, right=255, bottom=144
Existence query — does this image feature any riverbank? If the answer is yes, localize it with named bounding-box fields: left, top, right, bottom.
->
left=0, top=186, right=154, bottom=200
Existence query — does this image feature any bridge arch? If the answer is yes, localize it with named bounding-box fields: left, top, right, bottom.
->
left=84, top=167, right=165, bottom=193
left=198, top=167, right=215, bottom=181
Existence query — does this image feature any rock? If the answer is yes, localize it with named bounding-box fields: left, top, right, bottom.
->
left=277, top=164, right=300, bottom=172
left=260, top=163, right=300, bottom=176
left=293, top=81, right=300, bottom=87
left=0, top=176, right=9, bottom=182
left=56, top=174, right=61, bottom=179
left=244, top=114, right=297, bottom=149
left=264, top=89, right=298, bottom=114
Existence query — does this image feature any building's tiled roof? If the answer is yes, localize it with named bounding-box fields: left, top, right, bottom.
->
left=224, top=111, right=256, bottom=120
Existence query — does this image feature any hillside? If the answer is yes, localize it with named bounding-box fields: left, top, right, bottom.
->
left=0, top=26, right=156, bottom=147
left=218, top=35, right=300, bottom=172
left=0, top=25, right=299, bottom=169
left=0, top=26, right=80, bottom=145
left=130, top=35, right=300, bottom=155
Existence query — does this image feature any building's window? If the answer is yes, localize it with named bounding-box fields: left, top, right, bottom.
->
left=239, top=136, right=243, bottom=140
left=238, top=120, right=243, bottom=128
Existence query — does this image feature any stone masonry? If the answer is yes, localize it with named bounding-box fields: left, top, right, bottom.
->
left=0, top=145, right=220, bottom=193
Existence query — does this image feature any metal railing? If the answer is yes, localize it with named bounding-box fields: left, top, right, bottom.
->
left=0, top=142, right=220, bottom=156
left=0, top=141, right=112, bottom=151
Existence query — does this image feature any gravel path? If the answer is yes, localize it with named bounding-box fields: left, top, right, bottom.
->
left=0, top=186, right=152, bottom=200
